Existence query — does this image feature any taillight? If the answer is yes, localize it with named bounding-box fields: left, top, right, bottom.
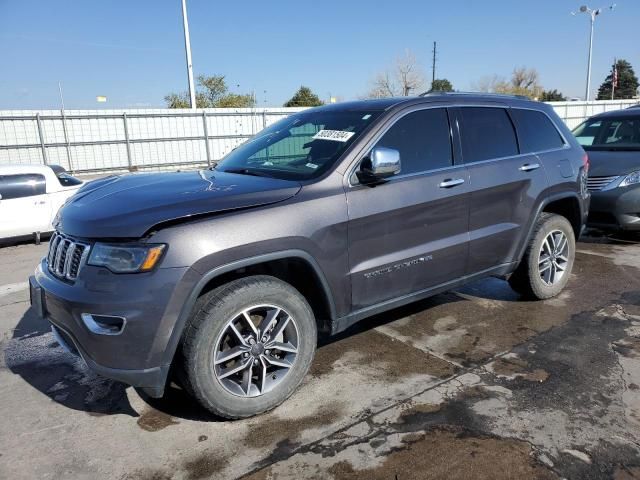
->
left=582, top=153, right=590, bottom=173
left=580, top=153, right=590, bottom=197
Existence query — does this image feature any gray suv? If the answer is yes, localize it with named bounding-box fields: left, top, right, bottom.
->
left=29, top=93, right=589, bottom=418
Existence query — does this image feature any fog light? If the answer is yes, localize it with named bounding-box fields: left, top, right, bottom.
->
left=81, top=313, right=126, bottom=335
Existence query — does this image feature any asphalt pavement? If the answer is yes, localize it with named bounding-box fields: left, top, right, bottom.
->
left=1, top=233, right=640, bottom=479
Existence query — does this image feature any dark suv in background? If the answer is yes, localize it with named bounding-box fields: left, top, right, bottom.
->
left=30, top=93, right=589, bottom=418
left=573, top=107, right=640, bottom=233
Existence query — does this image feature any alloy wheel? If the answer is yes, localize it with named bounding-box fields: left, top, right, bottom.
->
left=212, top=304, right=299, bottom=397
left=538, top=229, right=570, bottom=286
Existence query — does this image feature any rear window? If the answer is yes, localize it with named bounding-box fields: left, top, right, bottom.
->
left=511, top=109, right=565, bottom=153
left=458, top=107, right=519, bottom=162
left=572, top=117, right=640, bottom=151
left=0, top=174, right=46, bottom=200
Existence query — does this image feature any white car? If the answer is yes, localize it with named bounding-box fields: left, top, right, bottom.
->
left=0, top=164, right=83, bottom=243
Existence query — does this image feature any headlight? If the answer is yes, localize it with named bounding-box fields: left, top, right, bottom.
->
left=620, top=171, right=640, bottom=187
left=88, top=243, right=166, bottom=273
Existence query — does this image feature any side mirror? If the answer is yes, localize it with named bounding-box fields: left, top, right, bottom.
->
left=356, top=146, right=401, bottom=184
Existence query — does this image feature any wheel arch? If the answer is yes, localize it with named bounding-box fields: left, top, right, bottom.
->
left=515, top=192, right=584, bottom=265
left=161, top=250, right=337, bottom=367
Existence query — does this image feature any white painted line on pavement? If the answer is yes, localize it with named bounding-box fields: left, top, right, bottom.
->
left=0, top=281, right=29, bottom=297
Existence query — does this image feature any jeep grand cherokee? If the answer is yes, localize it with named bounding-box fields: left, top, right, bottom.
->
left=30, top=93, right=589, bottom=418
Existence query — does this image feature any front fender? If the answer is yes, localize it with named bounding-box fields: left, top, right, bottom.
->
left=158, top=249, right=337, bottom=368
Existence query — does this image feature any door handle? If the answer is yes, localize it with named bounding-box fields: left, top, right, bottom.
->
left=519, top=163, right=540, bottom=172
left=439, top=178, right=465, bottom=188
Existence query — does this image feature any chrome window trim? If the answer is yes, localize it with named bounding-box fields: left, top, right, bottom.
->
left=346, top=102, right=570, bottom=187
left=347, top=104, right=457, bottom=187
left=507, top=106, right=570, bottom=152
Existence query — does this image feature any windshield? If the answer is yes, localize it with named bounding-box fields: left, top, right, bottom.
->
left=573, top=117, right=640, bottom=151
left=215, top=109, right=382, bottom=180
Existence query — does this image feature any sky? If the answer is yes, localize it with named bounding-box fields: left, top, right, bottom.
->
left=0, top=0, right=638, bottom=109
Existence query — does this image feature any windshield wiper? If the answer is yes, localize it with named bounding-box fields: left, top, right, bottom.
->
left=221, top=167, right=275, bottom=178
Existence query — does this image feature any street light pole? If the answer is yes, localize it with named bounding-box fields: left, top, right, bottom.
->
left=181, top=0, right=197, bottom=110
left=572, top=4, right=616, bottom=101
left=585, top=10, right=595, bottom=101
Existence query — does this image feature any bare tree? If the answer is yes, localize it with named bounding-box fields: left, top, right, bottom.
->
left=365, top=50, right=427, bottom=98
left=471, top=74, right=506, bottom=93
left=368, top=71, right=396, bottom=98
left=511, top=67, right=539, bottom=90
left=472, top=67, right=543, bottom=99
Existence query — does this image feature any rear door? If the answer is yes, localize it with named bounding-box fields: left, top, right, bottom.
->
left=453, top=106, right=549, bottom=275
left=346, top=107, right=470, bottom=310
left=0, top=174, right=51, bottom=238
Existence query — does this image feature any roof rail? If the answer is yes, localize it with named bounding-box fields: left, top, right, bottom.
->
left=419, top=91, right=531, bottom=100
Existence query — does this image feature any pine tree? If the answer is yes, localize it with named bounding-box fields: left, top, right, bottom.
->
left=284, top=87, right=324, bottom=107
left=596, top=59, right=639, bottom=100
left=540, top=89, right=566, bottom=101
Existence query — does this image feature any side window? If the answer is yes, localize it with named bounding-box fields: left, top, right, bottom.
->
left=56, top=172, right=83, bottom=187
left=459, top=107, right=519, bottom=162
left=511, top=109, right=565, bottom=153
left=0, top=174, right=46, bottom=200
left=375, top=108, right=452, bottom=175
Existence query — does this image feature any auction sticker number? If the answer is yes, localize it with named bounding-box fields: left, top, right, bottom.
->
left=312, top=130, right=355, bottom=142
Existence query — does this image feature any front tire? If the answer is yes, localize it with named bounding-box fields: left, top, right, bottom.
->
left=181, top=275, right=317, bottom=419
left=508, top=213, right=576, bottom=300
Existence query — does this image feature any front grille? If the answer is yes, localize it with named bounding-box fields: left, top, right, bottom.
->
left=587, top=175, right=619, bottom=192
left=47, top=232, right=90, bottom=281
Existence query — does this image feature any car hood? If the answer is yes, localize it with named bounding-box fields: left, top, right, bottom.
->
left=587, top=150, right=640, bottom=177
left=56, top=170, right=301, bottom=238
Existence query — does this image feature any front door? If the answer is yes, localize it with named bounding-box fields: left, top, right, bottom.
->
left=346, top=107, right=470, bottom=311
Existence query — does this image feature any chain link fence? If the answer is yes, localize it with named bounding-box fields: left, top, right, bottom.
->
left=0, top=100, right=637, bottom=174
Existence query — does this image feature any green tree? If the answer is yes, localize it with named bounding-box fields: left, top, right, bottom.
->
left=165, top=75, right=255, bottom=108
left=540, top=89, right=566, bottom=101
left=597, top=59, right=639, bottom=100
left=429, top=79, right=454, bottom=92
left=284, top=86, right=324, bottom=107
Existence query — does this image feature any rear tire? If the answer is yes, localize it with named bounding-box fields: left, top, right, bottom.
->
left=180, top=275, right=317, bottom=419
left=508, top=213, right=576, bottom=300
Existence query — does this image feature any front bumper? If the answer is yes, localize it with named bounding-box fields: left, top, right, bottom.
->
left=30, top=260, right=192, bottom=397
left=588, top=184, right=640, bottom=231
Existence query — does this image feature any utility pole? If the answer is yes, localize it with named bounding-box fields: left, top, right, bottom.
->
left=572, top=4, right=616, bottom=101
left=611, top=57, right=617, bottom=100
left=431, top=41, right=437, bottom=86
left=181, top=0, right=197, bottom=109
left=58, top=81, right=65, bottom=111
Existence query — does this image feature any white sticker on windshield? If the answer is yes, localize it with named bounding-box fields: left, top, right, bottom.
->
left=312, top=129, right=355, bottom=142
left=305, top=162, right=319, bottom=169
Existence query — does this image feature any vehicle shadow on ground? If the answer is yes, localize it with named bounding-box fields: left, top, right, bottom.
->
left=9, top=235, right=624, bottom=423
left=4, top=275, right=524, bottom=422
left=5, top=307, right=138, bottom=418
left=581, top=229, right=640, bottom=245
